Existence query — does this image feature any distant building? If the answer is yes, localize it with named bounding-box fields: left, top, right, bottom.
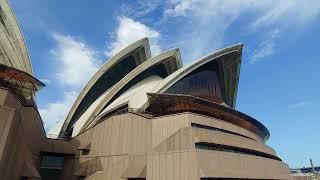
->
left=291, top=161, right=320, bottom=180
left=0, top=0, right=293, bottom=179
left=291, top=166, right=320, bottom=174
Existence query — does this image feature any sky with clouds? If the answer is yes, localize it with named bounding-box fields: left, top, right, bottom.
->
left=11, top=0, right=320, bottom=168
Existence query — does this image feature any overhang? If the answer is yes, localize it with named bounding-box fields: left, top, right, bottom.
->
left=147, top=93, right=270, bottom=141
left=0, top=63, right=44, bottom=98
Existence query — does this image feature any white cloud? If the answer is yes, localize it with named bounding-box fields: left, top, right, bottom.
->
left=41, top=33, right=104, bottom=133
left=106, top=17, right=161, bottom=57
left=250, top=29, right=281, bottom=64
left=164, top=0, right=196, bottom=17
left=37, top=0, right=320, bottom=133
left=119, top=0, right=162, bottom=18
left=50, top=33, right=101, bottom=87
left=165, top=0, right=320, bottom=28
left=251, top=42, right=275, bottom=64
left=163, top=0, right=256, bottom=61
left=46, top=120, right=64, bottom=138
left=163, top=0, right=320, bottom=63
left=289, top=101, right=309, bottom=109
left=250, top=0, right=320, bottom=29
left=117, top=0, right=319, bottom=63
left=39, top=91, right=77, bottom=132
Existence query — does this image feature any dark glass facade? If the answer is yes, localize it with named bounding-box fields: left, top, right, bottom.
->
left=41, top=156, right=65, bottom=168
left=40, top=154, right=65, bottom=180
left=165, top=60, right=223, bottom=103
left=101, top=57, right=176, bottom=113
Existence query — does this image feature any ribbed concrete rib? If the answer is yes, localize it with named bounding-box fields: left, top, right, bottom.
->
left=0, top=0, right=33, bottom=74
left=141, top=43, right=243, bottom=109
left=78, top=48, right=182, bottom=133
left=59, top=38, right=151, bottom=136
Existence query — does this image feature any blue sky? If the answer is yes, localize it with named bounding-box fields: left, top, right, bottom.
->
left=11, top=0, right=320, bottom=168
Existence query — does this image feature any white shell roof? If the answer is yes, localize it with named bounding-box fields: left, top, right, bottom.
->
left=60, top=38, right=242, bottom=137
left=71, top=48, right=182, bottom=135
left=60, top=38, right=151, bottom=136
left=0, top=0, right=33, bottom=74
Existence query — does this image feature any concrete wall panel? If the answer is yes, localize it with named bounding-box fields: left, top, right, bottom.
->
left=197, top=149, right=291, bottom=179
left=187, top=113, right=262, bottom=142
left=0, top=89, right=45, bottom=179
left=61, top=112, right=288, bottom=179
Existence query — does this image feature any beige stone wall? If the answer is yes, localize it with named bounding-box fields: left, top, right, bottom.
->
left=0, top=0, right=292, bottom=179
left=188, top=113, right=276, bottom=156
left=60, top=113, right=199, bottom=179
left=60, top=112, right=291, bottom=180
left=147, top=113, right=199, bottom=180
left=292, top=175, right=313, bottom=180
left=61, top=113, right=150, bottom=180
left=187, top=113, right=291, bottom=179
left=188, top=113, right=263, bottom=142
left=146, top=150, right=199, bottom=180
left=0, top=90, right=292, bottom=179
left=197, top=149, right=291, bottom=179
left=72, top=113, right=150, bottom=156
left=0, top=88, right=46, bottom=179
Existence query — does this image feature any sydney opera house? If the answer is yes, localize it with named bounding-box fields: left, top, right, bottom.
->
left=0, top=0, right=293, bottom=179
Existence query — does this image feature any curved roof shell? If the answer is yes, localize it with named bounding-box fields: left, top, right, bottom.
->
left=73, top=48, right=182, bottom=135
left=0, top=0, right=32, bottom=74
left=60, top=38, right=151, bottom=135
left=132, top=44, right=242, bottom=111
left=78, top=44, right=242, bottom=134
left=59, top=38, right=269, bottom=141
left=72, top=75, right=163, bottom=136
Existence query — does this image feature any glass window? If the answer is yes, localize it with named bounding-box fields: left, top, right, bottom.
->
left=41, top=156, right=65, bottom=169
left=165, top=60, right=223, bottom=103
